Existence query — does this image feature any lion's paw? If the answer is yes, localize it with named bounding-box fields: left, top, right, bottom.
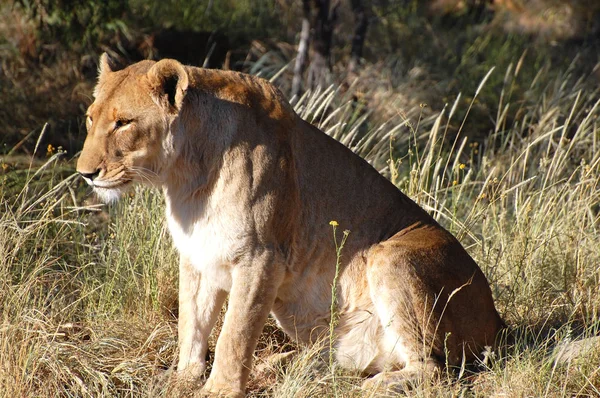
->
left=177, top=361, right=207, bottom=382
left=200, top=377, right=244, bottom=398
left=361, top=371, right=414, bottom=394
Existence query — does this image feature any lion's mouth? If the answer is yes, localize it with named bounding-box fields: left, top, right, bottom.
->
left=91, top=179, right=132, bottom=189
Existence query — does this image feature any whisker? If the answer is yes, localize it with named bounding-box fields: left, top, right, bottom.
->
left=128, top=166, right=159, bottom=185
left=130, top=166, right=159, bottom=177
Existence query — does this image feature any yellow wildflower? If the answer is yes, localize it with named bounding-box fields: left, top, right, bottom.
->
left=47, top=144, right=55, bottom=157
left=459, top=163, right=466, bottom=170
left=329, top=220, right=339, bottom=226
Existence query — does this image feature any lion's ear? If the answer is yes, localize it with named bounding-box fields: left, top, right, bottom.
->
left=94, top=52, right=123, bottom=98
left=147, top=59, right=189, bottom=114
left=98, top=52, right=122, bottom=77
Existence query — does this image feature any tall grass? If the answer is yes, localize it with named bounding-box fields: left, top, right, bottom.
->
left=0, top=156, right=178, bottom=396
left=1, top=58, right=599, bottom=396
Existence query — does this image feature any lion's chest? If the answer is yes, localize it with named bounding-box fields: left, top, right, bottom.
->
left=165, top=199, right=243, bottom=292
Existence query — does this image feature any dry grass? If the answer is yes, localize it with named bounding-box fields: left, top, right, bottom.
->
left=1, top=53, right=600, bottom=397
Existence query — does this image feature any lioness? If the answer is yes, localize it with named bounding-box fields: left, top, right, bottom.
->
left=77, top=54, right=505, bottom=396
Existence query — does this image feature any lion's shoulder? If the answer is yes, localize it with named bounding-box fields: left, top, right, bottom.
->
left=186, top=68, right=296, bottom=123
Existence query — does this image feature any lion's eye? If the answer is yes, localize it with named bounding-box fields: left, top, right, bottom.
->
left=114, top=119, right=132, bottom=131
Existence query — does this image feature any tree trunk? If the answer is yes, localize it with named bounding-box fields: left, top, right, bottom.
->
left=291, top=0, right=311, bottom=98
left=306, top=0, right=338, bottom=92
left=347, top=0, right=368, bottom=77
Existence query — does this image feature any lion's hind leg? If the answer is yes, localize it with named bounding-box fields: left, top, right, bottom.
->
left=363, top=238, right=445, bottom=391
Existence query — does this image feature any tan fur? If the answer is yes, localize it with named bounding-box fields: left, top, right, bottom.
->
left=77, top=55, right=505, bottom=397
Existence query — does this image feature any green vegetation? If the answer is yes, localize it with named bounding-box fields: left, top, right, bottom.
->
left=1, top=0, right=599, bottom=396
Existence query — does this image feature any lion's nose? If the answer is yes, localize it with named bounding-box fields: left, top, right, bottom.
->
left=78, top=169, right=101, bottom=184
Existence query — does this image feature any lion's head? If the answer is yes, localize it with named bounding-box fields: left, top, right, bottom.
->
left=76, top=53, right=189, bottom=202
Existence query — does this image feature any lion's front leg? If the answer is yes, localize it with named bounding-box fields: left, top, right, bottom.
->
left=178, top=255, right=227, bottom=380
left=203, top=252, right=284, bottom=397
